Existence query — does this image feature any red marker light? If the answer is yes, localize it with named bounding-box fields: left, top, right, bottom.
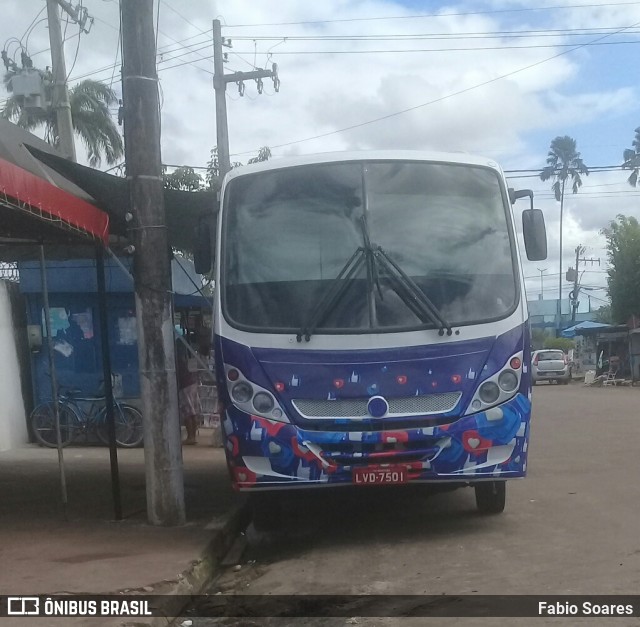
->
left=227, top=369, right=240, bottom=381
left=431, top=381, right=438, bottom=388
left=510, top=357, right=522, bottom=370
left=396, top=375, right=407, bottom=385
left=275, top=382, right=285, bottom=393
left=333, top=379, right=344, bottom=389
left=451, top=374, right=462, bottom=384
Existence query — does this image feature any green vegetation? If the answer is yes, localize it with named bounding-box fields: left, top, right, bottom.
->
left=2, top=68, right=123, bottom=166
left=622, top=127, right=640, bottom=187
left=601, top=215, right=640, bottom=324
left=540, top=136, right=589, bottom=201
left=543, top=337, right=575, bottom=352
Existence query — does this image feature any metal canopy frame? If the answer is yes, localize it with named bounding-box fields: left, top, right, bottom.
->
left=0, top=141, right=122, bottom=521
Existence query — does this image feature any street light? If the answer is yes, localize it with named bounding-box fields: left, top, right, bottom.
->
left=537, top=268, right=547, bottom=300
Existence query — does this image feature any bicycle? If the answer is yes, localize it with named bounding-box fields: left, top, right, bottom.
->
left=30, top=386, right=144, bottom=449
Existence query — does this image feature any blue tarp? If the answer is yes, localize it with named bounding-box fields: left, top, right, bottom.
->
left=561, top=320, right=611, bottom=338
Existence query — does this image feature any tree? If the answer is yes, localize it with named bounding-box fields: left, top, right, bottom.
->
left=539, top=136, right=589, bottom=329
left=622, top=127, right=640, bottom=187
left=531, top=327, right=549, bottom=350
left=2, top=67, right=123, bottom=166
left=543, top=337, right=574, bottom=352
left=163, top=147, right=272, bottom=284
left=205, top=145, right=271, bottom=192
left=205, top=146, right=241, bottom=192
left=594, top=304, right=613, bottom=324
left=163, top=166, right=203, bottom=191
left=247, top=146, right=272, bottom=164
left=601, top=215, right=640, bottom=324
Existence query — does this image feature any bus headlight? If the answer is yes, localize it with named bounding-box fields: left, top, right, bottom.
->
left=498, top=370, right=519, bottom=392
left=253, top=392, right=275, bottom=413
left=465, top=351, right=523, bottom=415
left=479, top=381, right=500, bottom=404
left=231, top=381, right=253, bottom=403
left=224, top=364, right=289, bottom=423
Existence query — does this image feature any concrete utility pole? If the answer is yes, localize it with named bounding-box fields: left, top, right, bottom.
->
left=120, top=0, right=185, bottom=526
left=212, top=19, right=279, bottom=178
left=570, top=245, right=585, bottom=323
left=569, top=245, right=600, bottom=323
left=46, top=0, right=76, bottom=161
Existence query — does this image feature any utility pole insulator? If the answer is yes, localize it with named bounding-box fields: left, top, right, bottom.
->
left=55, top=0, right=94, bottom=33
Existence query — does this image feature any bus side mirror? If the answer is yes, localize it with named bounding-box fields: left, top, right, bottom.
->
left=193, top=216, right=215, bottom=275
left=522, top=208, right=547, bottom=261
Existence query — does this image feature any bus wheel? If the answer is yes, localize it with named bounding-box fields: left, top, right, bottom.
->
left=475, top=481, right=506, bottom=514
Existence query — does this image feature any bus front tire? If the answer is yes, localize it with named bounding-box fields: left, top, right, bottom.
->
left=475, top=481, right=506, bottom=514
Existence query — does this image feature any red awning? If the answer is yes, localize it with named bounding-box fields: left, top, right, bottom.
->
left=0, top=156, right=109, bottom=245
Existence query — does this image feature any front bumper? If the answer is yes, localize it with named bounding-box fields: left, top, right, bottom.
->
left=533, top=370, right=571, bottom=381
left=222, top=394, right=531, bottom=490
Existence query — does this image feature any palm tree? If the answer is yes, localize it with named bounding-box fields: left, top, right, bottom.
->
left=539, top=136, right=589, bottom=332
left=622, top=127, right=640, bottom=187
left=2, top=68, right=123, bottom=167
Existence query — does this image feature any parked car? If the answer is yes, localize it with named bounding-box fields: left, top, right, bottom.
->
left=532, top=349, right=572, bottom=385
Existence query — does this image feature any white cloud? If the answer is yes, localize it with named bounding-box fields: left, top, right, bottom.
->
left=3, top=0, right=640, bottom=277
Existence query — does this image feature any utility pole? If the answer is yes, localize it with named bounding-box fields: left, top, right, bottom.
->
left=212, top=19, right=279, bottom=178
left=46, top=0, right=76, bottom=161
left=121, top=0, right=185, bottom=526
left=569, top=245, right=585, bottom=323
left=44, top=0, right=93, bottom=161
left=568, top=245, right=600, bottom=323
left=537, top=268, right=547, bottom=300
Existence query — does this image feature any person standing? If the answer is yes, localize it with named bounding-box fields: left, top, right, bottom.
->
left=176, top=338, right=200, bottom=445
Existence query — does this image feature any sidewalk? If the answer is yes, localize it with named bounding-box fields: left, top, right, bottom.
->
left=0, top=430, right=247, bottom=625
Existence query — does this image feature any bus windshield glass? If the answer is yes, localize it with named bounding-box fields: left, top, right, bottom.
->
left=222, top=160, right=518, bottom=333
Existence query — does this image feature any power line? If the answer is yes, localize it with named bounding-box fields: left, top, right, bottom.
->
left=20, top=18, right=637, bottom=93
left=229, top=20, right=640, bottom=156
left=506, top=164, right=626, bottom=173
left=230, top=27, right=640, bottom=41
left=108, top=8, right=121, bottom=90
left=226, top=40, right=640, bottom=55
left=19, top=6, right=47, bottom=46
left=160, top=0, right=207, bottom=35
left=65, top=25, right=82, bottom=81
left=6, top=9, right=635, bottom=95
left=224, top=2, right=640, bottom=28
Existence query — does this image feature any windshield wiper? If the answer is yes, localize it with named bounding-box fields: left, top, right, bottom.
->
left=360, top=215, right=452, bottom=336
left=297, top=221, right=453, bottom=342
left=297, top=247, right=366, bottom=342
left=373, top=246, right=453, bottom=336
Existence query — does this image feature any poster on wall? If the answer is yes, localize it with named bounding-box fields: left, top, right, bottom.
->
left=117, top=316, right=137, bottom=345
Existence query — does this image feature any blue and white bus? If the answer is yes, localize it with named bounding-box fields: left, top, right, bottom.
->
left=209, top=151, right=547, bottom=514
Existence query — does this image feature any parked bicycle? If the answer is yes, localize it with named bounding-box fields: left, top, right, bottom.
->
left=30, top=386, right=143, bottom=449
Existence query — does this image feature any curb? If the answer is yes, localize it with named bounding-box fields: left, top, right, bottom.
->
left=122, top=496, right=251, bottom=627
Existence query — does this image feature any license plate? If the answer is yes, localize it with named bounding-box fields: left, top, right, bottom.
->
left=352, top=467, right=407, bottom=485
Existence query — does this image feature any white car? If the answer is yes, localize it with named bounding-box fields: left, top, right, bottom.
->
left=532, top=349, right=572, bottom=385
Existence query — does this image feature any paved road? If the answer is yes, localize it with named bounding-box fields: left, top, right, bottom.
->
left=184, top=384, right=640, bottom=625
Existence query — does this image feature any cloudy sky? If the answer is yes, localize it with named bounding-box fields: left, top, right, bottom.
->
left=3, top=0, right=640, bottom=309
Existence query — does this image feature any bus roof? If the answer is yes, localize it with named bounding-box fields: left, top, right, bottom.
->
left=224, top=150, right=504, bottom=182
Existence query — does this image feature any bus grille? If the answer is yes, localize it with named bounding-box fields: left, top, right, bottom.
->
left=291, top=392, right=461, bottom=419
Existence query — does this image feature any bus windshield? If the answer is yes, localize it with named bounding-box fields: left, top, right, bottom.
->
left=222, top=160, right=519, bottom=334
